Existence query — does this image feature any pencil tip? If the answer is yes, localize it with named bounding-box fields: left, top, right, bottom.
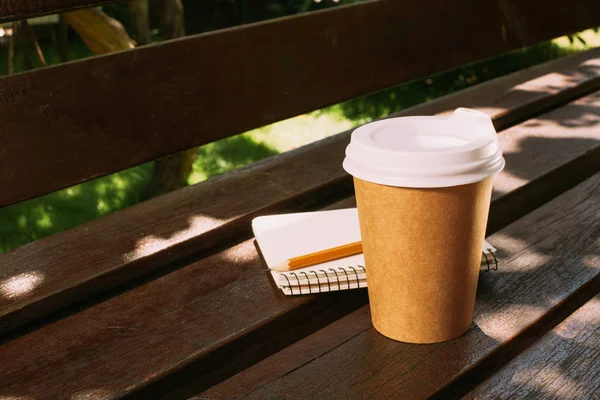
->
left=270, top=261, right=290, bottom=272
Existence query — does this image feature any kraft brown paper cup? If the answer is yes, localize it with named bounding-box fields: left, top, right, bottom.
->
left=344, top=109, right=505, bottom=343
left=354, top=176, right=494, bottom=344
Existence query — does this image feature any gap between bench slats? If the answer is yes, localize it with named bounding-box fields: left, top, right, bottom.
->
left=0, top=90, right=599, bottom=399
left=0, top=0, right=121, bottom=22
left=2, top=1, right=600, bottom=205
left=197, top=171, right=600, bottom=400
left=464, top=293, right=600, bottom=400
left=0, top=49, right=598, bottom=337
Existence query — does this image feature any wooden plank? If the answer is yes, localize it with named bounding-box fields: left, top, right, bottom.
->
left=400, top=48, right=600, bottom=131
left=1, top=93, right=599, bottom=399
left=1, top=51, right=599, bottom=337
left=197, top=171, right=600, bottom=400
left=2, top=1, right=600, bottom=205
left=0, top=1, right=122, bottom=23
left=464, top=294, right=600, bottom=400
left=487, top=89, right=600, bottom=233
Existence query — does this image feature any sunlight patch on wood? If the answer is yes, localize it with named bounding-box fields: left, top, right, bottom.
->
left=221, top=241, right=257, bottom=265
left=492, top=233, right=550, bottom=270
left=512, top=71, right=579, bottom=96
left=123, top=215, right=224, bottom=262
left=0, top=271, right=44, bottom=300
left=70, top=388, right=113, bottom=400
left=510, top=364, right=582, bottom=397
left=0, top=396, right=36, bottom=400
left=476, top=303, right=546, bottom=342
left=492, top=171, right=529, bottom=195
left=582, top=254, right=600, bottom=271
left=555, top=297, right=599, bottom=339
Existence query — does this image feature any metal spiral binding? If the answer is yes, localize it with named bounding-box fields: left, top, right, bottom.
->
left=348, top=266, right=360, bottom=287
left=340, top=268, right=350, bottom=290
left=300, top=271, right=311, bottom=293
left=329, top=268, right=341, bottom=290
left=281, top=255, right=499, bottom=294
left=319, top=269, right=331, bottom=292
left=481, top=250, right=499, bottom=273
left=280, top=266, right=368, bottom=294
left=282, top=273, right=294, bottom=295
left=289, top=272, right=300, bottom=294
left=312, top=270, right=322, bottom=292
left=489, top=250, right=498, bottom=271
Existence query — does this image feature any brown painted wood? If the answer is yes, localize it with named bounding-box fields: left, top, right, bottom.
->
left=198, top=171, right=600, bottom=400
left=0, top=52, right=599, bottom=337
left=487, top=89, right=600, bottom=234
left=1, top=93, right=599, bottom=399
left=401, top=48, right=600, bottom=131
left=0, top=0, right=122, bottom=23
left=2, top=1, right=600, bottom=206
left=464, top=294, right=600, bottom=400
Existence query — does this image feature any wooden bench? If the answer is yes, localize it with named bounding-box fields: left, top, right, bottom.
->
left=0, top=1, right=599, bottom=398
left=466, top=293, right=600, bottom=399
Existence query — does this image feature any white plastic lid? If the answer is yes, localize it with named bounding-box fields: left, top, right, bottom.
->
left=342, top=108, right=505, bottom=188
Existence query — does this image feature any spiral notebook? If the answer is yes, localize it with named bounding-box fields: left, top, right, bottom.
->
left=252, top=208, right=497, bottom=296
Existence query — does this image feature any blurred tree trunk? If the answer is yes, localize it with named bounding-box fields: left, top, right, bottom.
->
left=129, top=0, right=150, bottom=45
left=146, top=0, right=196, bottom=199
left=22, top=20, right=46, bottom=66
left=58, top=16, right=69, bottom=62
left=145, top=148, right=197, bottom=198
left=152, top=0, right=185, bottom=38
left=8, top=22, right=15, bottom=74
left=63, top=8, right=134, bottom=54
left=64, top=4, right=193, bottom=199
left=16, top=21, right=34, bottom=70
left=11, top=20, right=46, bottom=72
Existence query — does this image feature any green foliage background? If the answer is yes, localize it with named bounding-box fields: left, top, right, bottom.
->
left=0, top=1, right=597, bottom=253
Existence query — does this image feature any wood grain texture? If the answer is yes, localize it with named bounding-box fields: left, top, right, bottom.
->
left=0, top=204, right=366, bottom=400
left=487, top=89, right=600, bottom=233
left=199, top=171, right=600, bottom=400
left=0, top=0, right=122, bottom=22
left=464, top=294, right=600, bottom=400
left=0, top=52, right=599, bottom=337
left=2, top=0, right=600, bottom=206
left=1, top=93, right=599, bottom=399
left=402, top=48, right=600, bottom=131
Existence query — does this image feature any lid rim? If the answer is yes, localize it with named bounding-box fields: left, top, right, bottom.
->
left=343, top=108, right=505, bottom=188
left=343, top=158, right=505, bottom=188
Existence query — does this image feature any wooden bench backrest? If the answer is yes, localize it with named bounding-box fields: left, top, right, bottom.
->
left=1, top=0, right=599, bottom=207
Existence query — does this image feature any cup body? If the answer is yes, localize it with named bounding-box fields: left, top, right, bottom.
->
left=343, top=108, right=504, bottom=343
left=354, top=176, right=493, bottom=343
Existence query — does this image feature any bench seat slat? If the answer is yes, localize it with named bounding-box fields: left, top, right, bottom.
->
left=1, top=90, right=599, bottom=398
left=2, top=1, right=600, bottom=205
left=0, top=50, right=598, bottom=337
left=464, top=293, right=600, bottom=400
left=198, top=171, right=600, bottom=400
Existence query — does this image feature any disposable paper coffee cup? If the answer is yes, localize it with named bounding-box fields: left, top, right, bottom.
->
left=343, top=108, right=505, bottom=343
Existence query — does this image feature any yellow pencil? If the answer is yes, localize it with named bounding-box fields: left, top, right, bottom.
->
left=271, top=241, right=363, bottom=272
